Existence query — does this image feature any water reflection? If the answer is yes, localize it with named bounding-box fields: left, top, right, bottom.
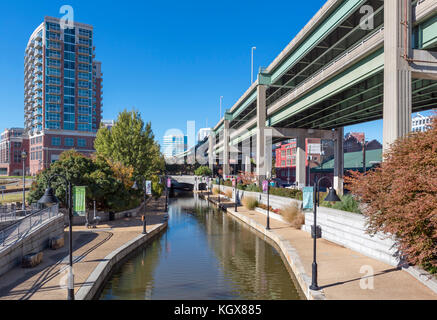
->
left=99, top=195, right=302, bottom=300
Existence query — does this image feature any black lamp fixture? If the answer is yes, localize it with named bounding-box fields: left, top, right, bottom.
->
left=38, top=187, right=59, bottom=207
left=324, top=187, right=341, bottom=203
left=310, top=176, right=341, bottom=291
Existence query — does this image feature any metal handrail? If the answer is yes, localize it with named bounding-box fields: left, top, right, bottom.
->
left=0, top=204, right=60, bottom=249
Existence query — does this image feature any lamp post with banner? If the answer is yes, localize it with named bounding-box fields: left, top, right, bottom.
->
left=38, top=174, right=76, bottom=300
left=232, top=178, right=238, bottom=212
left=132, top=176, right=152, bottom=234
left=263, top=176, right=270, bottom=230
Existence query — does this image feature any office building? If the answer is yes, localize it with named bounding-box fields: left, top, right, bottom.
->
left=163, top=135, right=187, bottom=158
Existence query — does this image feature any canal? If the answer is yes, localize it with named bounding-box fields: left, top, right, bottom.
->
left=99, top=195, right=303, bottom=300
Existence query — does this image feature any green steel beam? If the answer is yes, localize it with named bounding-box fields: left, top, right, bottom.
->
left=286, top=78, right=384, bottom=128
left=270, top=0, right=367, bottom=84
left=269, top=48, right=384, bottom=127
left=318, top=80, right=437, bottom=128
left=230, top=91, right=257, bottom=120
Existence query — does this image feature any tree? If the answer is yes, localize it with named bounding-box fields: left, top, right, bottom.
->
left=345, top=116, right=437, bottom=271
left=28, top=150, right=139, bottom=212
left=195, top=166, right=212, bottom=177
left=94, top=109, right=165, bottom=179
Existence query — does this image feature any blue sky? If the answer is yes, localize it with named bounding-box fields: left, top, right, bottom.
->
left=0, top=0, right=432, bottom=147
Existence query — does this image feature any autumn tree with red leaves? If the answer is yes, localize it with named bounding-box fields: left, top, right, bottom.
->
left=345, top=116, right=437, bottom=271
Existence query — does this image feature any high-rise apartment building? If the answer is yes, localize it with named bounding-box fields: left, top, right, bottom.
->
left=24, top=17, right=102, bottom=175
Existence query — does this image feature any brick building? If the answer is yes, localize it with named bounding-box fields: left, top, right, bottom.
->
left=0, top=128, right=29, bottom=176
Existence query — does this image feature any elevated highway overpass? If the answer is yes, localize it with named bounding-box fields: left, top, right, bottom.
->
left=201, top=0, right=437, bottom=193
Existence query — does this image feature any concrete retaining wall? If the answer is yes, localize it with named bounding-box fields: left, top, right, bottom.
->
left=302, top=208, right=400, bottom=267
left=61, top=203, right=146, bottom=226
left=76, top=221, right=168, bottom=300
left=0, top=215, right=64, bottom=277
left=217, top=185, right=400, bottom=267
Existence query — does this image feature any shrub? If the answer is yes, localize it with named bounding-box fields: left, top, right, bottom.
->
left=270, top=187, right=303, bottom=200
left=345, top=116, right=437, bottom=270
left=245, top=184, right=262, bottom=192
left=321, top=194, right=361, bottom=214
left=225, top=189, right=233, bottom=198
left=242, top=196, right=258, bottom=210
left=194, top=166, right=212, bottom=177
left=280, top=202, right=305, bottom=229
left=223, top=180, right=233, bottom=187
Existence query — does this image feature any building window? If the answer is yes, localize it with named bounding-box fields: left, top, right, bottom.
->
left=65, top=138, right=74, bottom=147
left=52, top=137, right=61, bottom=146
left=77, top=139, right=86, bottom=147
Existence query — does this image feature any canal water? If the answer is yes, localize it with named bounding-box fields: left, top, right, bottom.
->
left=99, top=195, right=303, bottom=300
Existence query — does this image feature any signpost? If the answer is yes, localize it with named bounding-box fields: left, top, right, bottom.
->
left=73, top=186, right=86, bottom=216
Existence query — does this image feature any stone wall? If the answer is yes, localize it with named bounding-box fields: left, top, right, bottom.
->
left=0, top=214, right=64, bottom=277
left=217, top=185, right=400, bottom=267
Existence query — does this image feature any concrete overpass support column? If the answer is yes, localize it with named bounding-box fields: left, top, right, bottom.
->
left=383, top=0, right=412, bottom=152
left=223, top=120, right=230, bottom=177
left=256, top=85, right=267, bottom=184
left=334, top=127, right=344, bottom=196
left=295, top=135, right=306, bottom=188
left=208, top=133, right=215, bottom=172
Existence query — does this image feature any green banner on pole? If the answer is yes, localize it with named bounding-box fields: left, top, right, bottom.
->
left=73, top=186, right=86, bottom=216
left=303, top=187, right=314, bottom=210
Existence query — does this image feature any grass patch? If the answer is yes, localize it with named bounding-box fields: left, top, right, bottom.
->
left=280, top=202, right=305, bottom=229
left=0, top=192, right=29, bottom=204
left=242, top=196, right=258, bottom=210
left=225, top=189, right=233, bottom=199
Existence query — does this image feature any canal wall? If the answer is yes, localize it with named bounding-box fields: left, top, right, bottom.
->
left=216, top=185, right=400, bottom=267
left=75, top=221, right=168, bottom=300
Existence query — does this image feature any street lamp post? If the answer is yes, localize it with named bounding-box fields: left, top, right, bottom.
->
left=265, top=173, right=271, bottom=230
left=218, top=175, right=221, bottom=207
left=309, top=176, right=341, bottom=291
left=38, top=174, right=74, bottom=300
left=132, top=176, right=148, bottom=234
left=233, top=178, right=238, bottom=212
left=21, top=151, right=27, bottom=211
left=251, top=46, right=257, bottom=84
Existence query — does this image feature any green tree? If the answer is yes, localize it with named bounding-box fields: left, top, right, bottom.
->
left=94, top=109, right=165, bottom=179
left=195, top=166, right=212, bottom=177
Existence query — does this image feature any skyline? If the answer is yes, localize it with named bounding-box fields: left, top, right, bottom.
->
left=0, top=0, right=434, bottom=148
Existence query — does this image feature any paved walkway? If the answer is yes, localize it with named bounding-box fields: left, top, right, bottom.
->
left=206, top=193, right=437, bottom=300
left=0, top=197, right=167, bottom=300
